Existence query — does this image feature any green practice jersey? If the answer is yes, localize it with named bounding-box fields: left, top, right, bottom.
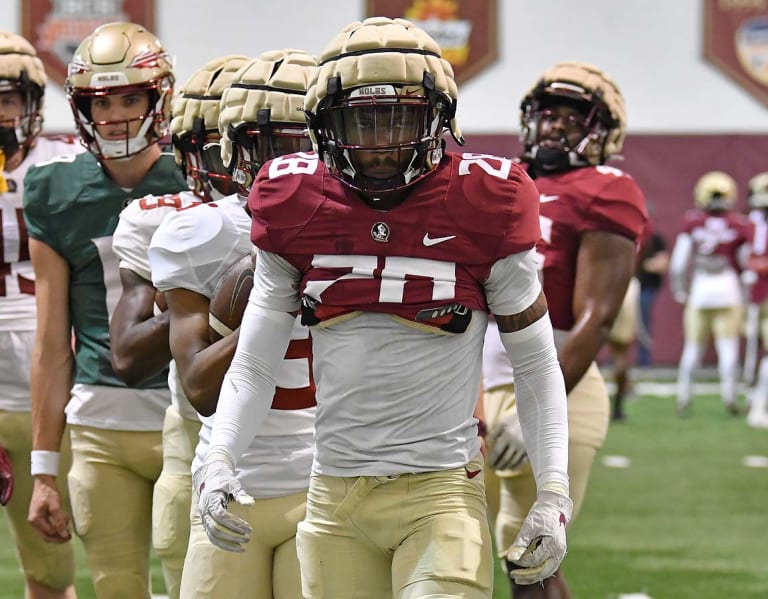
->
left=23, top=151, right=186, bottom=388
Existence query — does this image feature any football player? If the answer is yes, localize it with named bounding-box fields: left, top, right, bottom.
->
left=23, top=22, right=188, bottom=598
left=741, top=172, right=768, bottom=428
left=481, top=61, right=647, bottom=598
left=0, top=31, right=82, bottom=599
left=110, top=54, right=248, bottom=599
left=148, top=49, right=317, bottom=598
left=670, top=171, right=753, bottom=416
left=194, top=17, right=571, bottom=598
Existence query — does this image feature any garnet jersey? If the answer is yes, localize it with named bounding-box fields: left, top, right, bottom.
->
left=251, top=151, right=540, bottom=328
left=532, top=164, right=647, bottom=331
left=23, top=152, right=187, bottom=430
left=244, top=151, right=543, bottom=475
left=0, top=137, right=82, bottom=332
left=674, top=208, right=753, bottom=308
left=148, top=195, right=315, bottom=496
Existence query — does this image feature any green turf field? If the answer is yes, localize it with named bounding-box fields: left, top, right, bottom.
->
left=1, top=390, right=766, bottom=598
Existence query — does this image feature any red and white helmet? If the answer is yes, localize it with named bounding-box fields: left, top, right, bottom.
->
left=304, top=17, right=462, bottom=199
left=66, top=22, right=174, bottom=160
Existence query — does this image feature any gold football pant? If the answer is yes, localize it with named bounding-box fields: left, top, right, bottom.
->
left=152, top=405, right=200, bottom=599
left=484, top=362, right=610, bottom=552
left=181, top=490, right=307, bottom=598
left=0, top=410, right=75, bottom=590
left=297, top=453, right=493, bottom=599
left=68, top=424, right=163, bottom=599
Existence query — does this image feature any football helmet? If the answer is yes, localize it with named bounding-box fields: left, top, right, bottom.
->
left=521, top=61, right=626, bottom=173
left=748, top=172, right=768, bottom=209
left=171, top=55, right=248, bottom=201
left=66, top=22, right=174, bottom=160
left=304, top=17, right=463, bottom=198
left=693, top=171, right=737, bottom=211
left=0, top=32, right=46, bottom=156
left=219, top=49, right=316, bottom=196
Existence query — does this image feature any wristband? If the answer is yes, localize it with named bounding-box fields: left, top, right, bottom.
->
left=30, top=450, right=60, bottom=477
left=476, top=418, right=487, bottom=438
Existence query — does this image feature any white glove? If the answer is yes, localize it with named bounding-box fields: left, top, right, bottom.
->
left=487, top=409, right=529, bottom=471
left=501, top=484, right=573, bottom=585
left=193, top=454, right=255, bottom=552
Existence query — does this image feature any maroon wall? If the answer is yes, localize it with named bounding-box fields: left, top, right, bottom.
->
left=449, top=133, right=768, bottom=365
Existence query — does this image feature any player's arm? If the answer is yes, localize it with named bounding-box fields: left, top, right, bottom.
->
left=558, top=229, right=636, bottom=392
left=669, top=232, right=693, bottom=303
left=165, top=287, right=239, bottom=416
left=194, top=249, right=298, bottom=551
left=487, top=250, right=571, bottom=584
left=27, top=237, right=74, bottom=543
left=109, top=267, right=171, bottom=385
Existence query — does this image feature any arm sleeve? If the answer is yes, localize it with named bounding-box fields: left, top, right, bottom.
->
left=498, top=316, right=569, bottom=492
left=669, top=233, right=693, bottom=298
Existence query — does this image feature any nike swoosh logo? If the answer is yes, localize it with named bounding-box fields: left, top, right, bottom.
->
left=423, top=233, right=456, bottom=246
left=540, top=194, right=560, bottom=203
left=465, top=468, right=482, bottom=479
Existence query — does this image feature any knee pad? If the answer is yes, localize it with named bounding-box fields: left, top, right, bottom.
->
left=152, top=472, right=192, bottom=559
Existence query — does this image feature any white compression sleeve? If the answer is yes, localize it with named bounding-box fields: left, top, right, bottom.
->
left=499, top=314, right=569, bottom=492
left=207, top=300, right=296, bottom=465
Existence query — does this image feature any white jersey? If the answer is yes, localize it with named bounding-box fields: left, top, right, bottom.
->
left=1, top=137, right=81, bottom=332
left=113, top=190, right=202, bottom=420
left=148, top=195, right=315, bottom=497
left=217, top=250, right=540, bottom=478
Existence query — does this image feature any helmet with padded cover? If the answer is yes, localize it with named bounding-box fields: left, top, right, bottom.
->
left=171, top=54, right=248, bottom=200
left=219, top=49, right=316, bottom=196
left=304, top=16, right=463, bottom=198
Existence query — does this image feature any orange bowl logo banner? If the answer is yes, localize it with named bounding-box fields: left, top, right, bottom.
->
left=366, top=0, right=498, bottom=85
left=22, top=0, right=156, bottom=88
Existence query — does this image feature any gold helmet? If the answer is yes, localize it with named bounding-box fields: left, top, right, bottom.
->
left=304, top=17, right=462, bottom=198
left=171, top=55, right=248, bottom=201
left=0, top=32, right=46, bottom=155
left=748, top=172, right=768, bottom=209
left=219, top=49, right=316, bottom=196
left=693, top=171, right=737, bottom=211
left=520, top=61, right=626, bottom=172
left=66, top=22, right=174, bottom=160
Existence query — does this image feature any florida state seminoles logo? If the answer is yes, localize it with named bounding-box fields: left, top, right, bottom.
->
left=371, top=221, right=391, bottom=242
left=22, top=0, right=156, bottom=88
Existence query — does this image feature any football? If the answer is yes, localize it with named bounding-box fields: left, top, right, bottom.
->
left=209, top=252, right=254, bottom=342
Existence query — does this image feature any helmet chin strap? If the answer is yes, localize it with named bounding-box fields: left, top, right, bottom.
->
left=91, top=115, right=154, bottom=159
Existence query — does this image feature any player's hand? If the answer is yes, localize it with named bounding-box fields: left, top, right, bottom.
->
left=672, top=290, right=688, bottom=305
left=501, top=483, right=573, bottom=585
left=0, top=446, right=13, bottom=506
left=27, top=476, right=72, bottom=543
left=193, top=456, right=254, bottom=552
left=487, top=410, right=529, bottom=470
